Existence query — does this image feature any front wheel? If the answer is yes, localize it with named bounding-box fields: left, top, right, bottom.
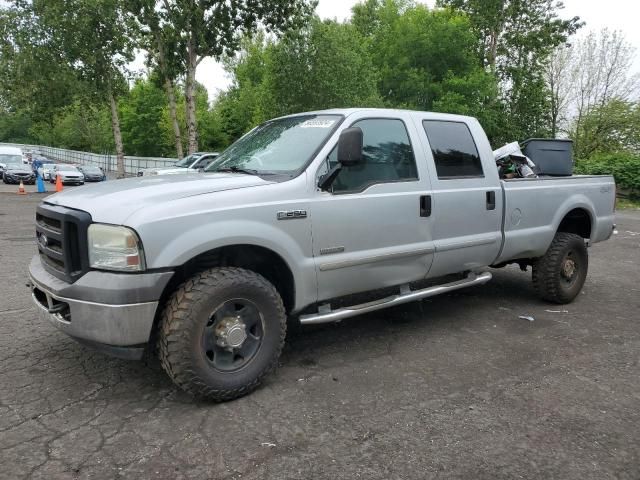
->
left=532, top=232, right=588, bottom=304
left=157, top=267, right=286, bottom=401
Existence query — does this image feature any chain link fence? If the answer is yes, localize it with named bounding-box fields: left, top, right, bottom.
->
left=0, top=143, right=177, bottom=177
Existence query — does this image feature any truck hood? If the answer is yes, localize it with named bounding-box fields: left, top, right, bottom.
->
left=45, top=172, right=274, bottom=223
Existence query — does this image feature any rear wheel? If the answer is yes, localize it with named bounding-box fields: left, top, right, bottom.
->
left=532, top=232, right=588, bottom=304
left=158, top=267, right=286, bottom=401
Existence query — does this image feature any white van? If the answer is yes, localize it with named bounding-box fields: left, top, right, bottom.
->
left=0, top=146, right=24, bottom=173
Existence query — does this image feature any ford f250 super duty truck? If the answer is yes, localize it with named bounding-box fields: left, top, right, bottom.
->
left=28, top=109, right=616, bottom=401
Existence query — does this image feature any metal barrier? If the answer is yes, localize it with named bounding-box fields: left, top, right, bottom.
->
left=0, top=143, right=177, bottom=176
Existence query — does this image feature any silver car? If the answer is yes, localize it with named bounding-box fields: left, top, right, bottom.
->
left=138, top=152, right=219, bottom=176
left=50, top=164, right=85, bottom=185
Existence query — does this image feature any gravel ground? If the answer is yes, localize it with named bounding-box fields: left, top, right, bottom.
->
left=0, top=192, right=639, bottom=480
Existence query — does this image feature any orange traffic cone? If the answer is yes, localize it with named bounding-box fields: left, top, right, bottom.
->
left=17, top=180, right=27, bottom=195
left=55, top=175, right=63, bottom=192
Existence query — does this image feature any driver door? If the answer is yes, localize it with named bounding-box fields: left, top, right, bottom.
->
left=310, top=116, right=435, bottom=302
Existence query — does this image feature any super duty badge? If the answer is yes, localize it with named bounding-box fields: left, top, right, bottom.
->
left=277, top=210, right=307, bottom=220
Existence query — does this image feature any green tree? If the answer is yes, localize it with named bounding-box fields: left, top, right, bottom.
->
left=266, top=19, right=383, bottom=115
left=42, top=100, right=113, bottom=152
left=0, top=109, right=33, bottom=143
left=352, top=1, right=502, bottom=141
left=156, top=0, right=316, bottom=155
left=128, top=0, right=186, bottom=158
left=437, top=0, right=582, bottom=141
left=215, top=19, right=383, bottom=143
left=120, top=78, right=169, bottom=157
left=0, top=4, right=89, bottom=143
left=565, top=30, right=640, bottom=157
left=572, top=100, right=640, bottom=159
left=27, top=0, right=136, bottom=176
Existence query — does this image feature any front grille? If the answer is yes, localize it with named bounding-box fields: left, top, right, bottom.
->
left=35, top=203, right=92, bottom=283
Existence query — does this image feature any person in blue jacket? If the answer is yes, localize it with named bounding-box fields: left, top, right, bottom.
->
left=32, top=158, right=43, bottom=174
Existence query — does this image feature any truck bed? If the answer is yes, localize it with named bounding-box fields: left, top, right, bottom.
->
left=495, top=175, right=616, bottom=264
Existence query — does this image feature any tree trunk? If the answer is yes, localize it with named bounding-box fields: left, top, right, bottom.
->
left=156, top=33, right=184, bottom=159
left=108, top=89, right=125, bottom=178
left=185, top=37, right=198, bottom=154
left=488, top=30, right=498, bottom=70
left=165, top=78, right=184, bottom=159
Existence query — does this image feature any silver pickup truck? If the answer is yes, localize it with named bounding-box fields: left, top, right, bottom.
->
left=28, top=108, right=616, bottom=401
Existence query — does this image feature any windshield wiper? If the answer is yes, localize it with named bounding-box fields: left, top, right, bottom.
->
left=215, top=166, right=260, bottom=175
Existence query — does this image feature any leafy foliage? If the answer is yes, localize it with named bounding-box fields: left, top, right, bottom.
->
left=438, top=0, right=582, bottom=142
left=572, top=100, right=640, bottom=159
left=120, top=78, right=168, bottom=156
left=214, top=19, right=383, bottom=140
left=575, top=152, right=640, bottom=194
left=1, top=0, right=638, bottom=201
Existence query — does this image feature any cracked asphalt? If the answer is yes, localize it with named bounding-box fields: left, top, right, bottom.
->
left=1, top=191, right=639, bottom=480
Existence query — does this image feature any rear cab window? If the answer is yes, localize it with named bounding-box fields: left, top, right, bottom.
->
left=422, top=120, right=484, bottom=179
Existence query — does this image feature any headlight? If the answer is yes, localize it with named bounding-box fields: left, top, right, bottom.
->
left=88, top=224, right=146, bottom=272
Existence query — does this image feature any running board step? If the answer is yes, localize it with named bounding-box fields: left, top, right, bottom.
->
left=299, top=271, right=492, bottom=325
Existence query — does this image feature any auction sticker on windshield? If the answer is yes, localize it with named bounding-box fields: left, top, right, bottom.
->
left=300, top=119, right=335, bottom=128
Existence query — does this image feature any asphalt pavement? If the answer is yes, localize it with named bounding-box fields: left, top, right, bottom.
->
left=0, top=192, right=639, bottom=480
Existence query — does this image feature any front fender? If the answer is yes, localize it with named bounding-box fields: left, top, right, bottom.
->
left=144, top=218, right=317, bottom=311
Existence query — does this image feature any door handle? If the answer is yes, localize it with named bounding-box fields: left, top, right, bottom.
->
left=486, top=191, right=496, bottom=210
left=420, top=195, right=432, bottom=217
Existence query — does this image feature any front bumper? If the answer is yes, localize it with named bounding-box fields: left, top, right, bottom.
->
left=28, top=255, right=173, bottom=359
left=5, top=174, right=35, bottom=183
left=60, top=177, right=84, bottom=184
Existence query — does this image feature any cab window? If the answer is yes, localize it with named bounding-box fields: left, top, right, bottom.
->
left=329, top=118, right=418, bottom=193
left=422, top=120, right=484, bottom=179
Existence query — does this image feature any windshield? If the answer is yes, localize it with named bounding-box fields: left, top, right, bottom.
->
left=82, top=166, right=102, bottom=173
left=0, top=154, right=23, bottom=164
left=57, top=165, right=79, bottom=172
left=205, top=114, right=342, bottom=175
left=43, top=164, right=55, bottom=169
left=174, top=153, right=202, bottom=168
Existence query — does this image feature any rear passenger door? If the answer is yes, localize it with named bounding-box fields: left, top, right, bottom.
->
left=310, top=115, right=435, bottom=302
left=417, top=118, right=503, bottom=278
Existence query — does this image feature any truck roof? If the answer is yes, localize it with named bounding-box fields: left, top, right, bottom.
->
left=276, top=108, right=477, bottom=123
left=0, top=146, right=23, bottom=155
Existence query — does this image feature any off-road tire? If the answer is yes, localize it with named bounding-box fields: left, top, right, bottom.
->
left=532, top=232, right=588, bottom=304
left=157, top=267, right=286, bottom=401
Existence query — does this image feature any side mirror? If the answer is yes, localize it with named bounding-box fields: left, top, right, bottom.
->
left=318, top=127, right=364, bottom=191
left=337, top=127, right=364, bottom=166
